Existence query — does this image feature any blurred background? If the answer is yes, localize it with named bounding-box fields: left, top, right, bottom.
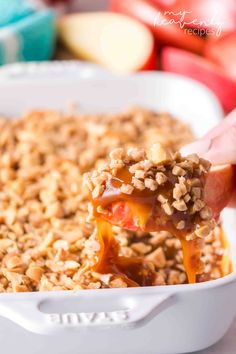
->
left=0, top=0, right=235, bottom=113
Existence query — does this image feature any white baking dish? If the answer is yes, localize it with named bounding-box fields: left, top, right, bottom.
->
left=0, top=70, right=235, bottom=354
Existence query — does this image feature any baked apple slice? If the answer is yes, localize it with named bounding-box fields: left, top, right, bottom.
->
left=58, top=12, right=156, bottom=73
left=204, top=164, right=234, bottom=216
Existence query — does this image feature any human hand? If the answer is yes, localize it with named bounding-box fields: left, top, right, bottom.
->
left=181, top=109, right=236, bottom=207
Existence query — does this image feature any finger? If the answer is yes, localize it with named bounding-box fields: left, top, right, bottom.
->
left=203, top=125, right=236, bottom=164
left=227, top=166, right=236, bottom=208
left=180, top=138, right=211, bottom=157
left=181, top=124, right=236, bottom=165
left=180, top=109, right=236, bottom=160
left=204, top=108, right=236, bottom=140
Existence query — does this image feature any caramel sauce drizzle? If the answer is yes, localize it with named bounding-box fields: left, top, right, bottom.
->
left=90, top=167, right=226, bottom=285
left=220, top=231, right=233, bottom=276
left=94, top=219, right=156, bottom=286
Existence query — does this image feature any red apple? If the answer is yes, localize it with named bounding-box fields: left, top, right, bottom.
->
left=109, top=0, right=205, bottom=54
left=204, top=33, right=236, bottom=80
left=57, top=12, right=156, bottom=73
left=150, top=0, right=236, bottom=34
left=205, top=164, right=235, bottom=217
left=162, top=46, right=236, bottom=113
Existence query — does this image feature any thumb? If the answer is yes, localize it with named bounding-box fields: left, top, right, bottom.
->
left=180, top=125, right=236, bottom=165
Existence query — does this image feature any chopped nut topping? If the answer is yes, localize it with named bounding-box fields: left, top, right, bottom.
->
left=172, top=165, right=186, bottom=176
left=144, top=178, right=158, bottom=191
left=109, top=159, right=124, bottom=170
left=192, top=199, right=205, bottom=213
left=132, top=177, right=145, bottom=191
left=146, top=247, right=166, bottom=268
left=4, top=254, right=22, bottom=269
left=127, top=147, right=145, bottom=161
left=200, top=206, right=213, bottom=220
left=110, top=278, right=128, bottom=288
left=172, top=199, right=187, bottom=211
left=26, top=266, right=44, bottom=282
left=53, top=240, right=69, bottom=251
left=155, top=172, right=168, bottom=185
left=109, top=148, right=124, bottom=160
left=157, top=194, right=168, bottom=204
left=134, top=169, right=146, bottom=179
left=173, top=183, right=187, bottom=200
left=64, top=260, right=80, bottom=270
left=148, top=143, right=171, bottom=164
left=187, top=154, right=199, bottom=164
left=92, top=185, right=104, bottom=199
left=184, top=193, right=191, bottom=203
left=199, top=158, right=211, bottom=171
left=120, top=184, right=134, bottom=195
left=0, top=107, right=224, bottom=291
left=190, top=178, right=201, bottom=187
left=162, top=202, right=174, bottom=216
left=131, top=242, right=152, bottom=254
left=176, top=220, right=185, bottom=230
left=191, top=187, right=202, bottom=199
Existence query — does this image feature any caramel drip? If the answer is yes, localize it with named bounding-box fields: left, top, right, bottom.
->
left=93, top=218, right=156, bottom=287
left=180, top=238, right=204, bottom=283
left=220, top=231, right=233, bottom=276
left=91, top=167, right=212, bottom=284
left=122, top=200, right=203, bottom=284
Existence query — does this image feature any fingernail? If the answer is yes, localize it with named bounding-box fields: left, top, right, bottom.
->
left=180, top=139, right=211, bottom=157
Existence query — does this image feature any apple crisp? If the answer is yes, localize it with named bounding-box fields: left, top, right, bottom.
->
left=84, top=145, right=217, bottom=284
left=0, top=107, right=230, bottom=292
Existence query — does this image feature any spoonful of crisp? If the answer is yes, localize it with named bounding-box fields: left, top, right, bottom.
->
left=84, top=143, right=234, bottom=284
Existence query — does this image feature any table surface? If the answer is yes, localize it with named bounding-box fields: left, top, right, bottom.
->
left=197, top=318, right=236, bottom=354
left=1, top=317, right=235, bottom=354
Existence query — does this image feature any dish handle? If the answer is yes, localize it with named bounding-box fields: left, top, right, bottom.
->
left=0, top=292, right=175, bottom=334
left=0, top=61, right=110, bottom=81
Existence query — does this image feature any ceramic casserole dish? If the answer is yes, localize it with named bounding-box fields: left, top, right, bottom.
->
left=0, top=71, right=235, bottom=354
